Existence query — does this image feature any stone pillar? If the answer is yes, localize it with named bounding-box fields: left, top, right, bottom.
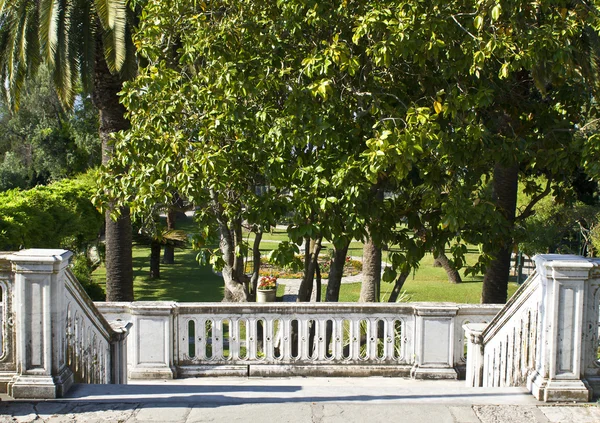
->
left=128, top=302, right=177, bottom=379
left=463, top=323, right=487, bottom=387
left=7, top=249, right=74, bottom=399
left=411, top=305, right=459, bottom=379
left=528, top=255, right=595, bottom=402
left=110, top=320, right=132, bottom=384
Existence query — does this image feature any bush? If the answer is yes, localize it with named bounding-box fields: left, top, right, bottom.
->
left=0, top=172, right=103, bottom=251
left=70, top=253, right=105, bottom=301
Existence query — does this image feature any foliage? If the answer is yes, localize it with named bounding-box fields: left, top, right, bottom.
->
left=0, top=67, right=101, bottom=190
left=0, top=172, right=103, bottom=251
left=0, top=0, right=137, bottom=109
left=101, top=0, right=600, bottom=303
left=71, top=253, right=105, bottom=301
left=520, top=194, right=599, bottom=256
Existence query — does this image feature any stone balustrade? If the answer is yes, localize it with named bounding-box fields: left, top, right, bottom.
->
left=95, top=301, right=501, bottom=379
left=0, top=249, right=130, bottom=399
left=2, top=249, right=598, bottom=402
left=465, top=255, right=600, bottom=402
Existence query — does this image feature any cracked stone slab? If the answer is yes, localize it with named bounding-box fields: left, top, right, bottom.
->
left=185, top=403, right=313, bottom=423
left=0, top=402, right=40, bottom=423
left=134, top=405, right=192, bottom=422
left=539, top=405, right=600, bottom=423
left=473, top=405, right=549, bottom=423
left=57, top=402, right=138, bottom=422
left=318, top=404, right=455, bottom=423
left=448, top=406, right=480, bottom=423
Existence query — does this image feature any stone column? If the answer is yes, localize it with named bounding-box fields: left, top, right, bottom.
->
left=110, top=320, right=132, bottom=384
left=463, top=323, right=487, bottom=387
left=528, top=255, right=596, bottom=402
left=128, top=302, right=177, bottom=379
left=7, top=249, right=74, bottom=399
left=411, top=305, right=459, bottom=379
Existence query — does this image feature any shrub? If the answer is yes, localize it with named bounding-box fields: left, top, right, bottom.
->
left=0, top=172, right=103, bottom=251
left=70, top=253, right=105, bottom=301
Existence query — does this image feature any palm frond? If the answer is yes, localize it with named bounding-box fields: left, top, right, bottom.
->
left=97, top=0, right=127, bottom=72
left=24, top=4, right=41, bottom=78
left=39, top=0, right=59, bottom=63
left=73, top=0, right=96, bottom=93
left=94, top=0, right=110, bottom=30
left=160, top=229, right=189, bottom=247
left=6, top=0, right=30, bottom=109
left=53, top=0, right=74, bottom=107
left=0, top=0, right=136, bottom=110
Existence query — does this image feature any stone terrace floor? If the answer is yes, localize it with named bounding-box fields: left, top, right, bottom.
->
left=1, top=377, right=598, bottom=422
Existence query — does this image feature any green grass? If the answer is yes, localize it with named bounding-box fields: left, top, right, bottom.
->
left=93, top=243, right=224, bottom=301
left=332, top=279, right=520, bottom=304
left=93, top=215, right=224, bottom=301
left=327, top=253, right=520, bottom=303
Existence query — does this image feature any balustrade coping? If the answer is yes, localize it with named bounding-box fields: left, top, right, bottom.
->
left=96, top=301, right=503, bottom=312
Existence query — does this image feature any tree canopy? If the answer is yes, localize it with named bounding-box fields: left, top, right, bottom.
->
left=100, top=0, right=600, bottom=303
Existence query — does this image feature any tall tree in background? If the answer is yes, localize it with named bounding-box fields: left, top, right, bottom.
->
left=0, top=0, right=138, bottom=301
left=0, top=65, right=100, bottom=190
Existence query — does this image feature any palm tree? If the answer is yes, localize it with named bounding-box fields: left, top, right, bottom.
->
left=0, top=0, right=137, bottom=301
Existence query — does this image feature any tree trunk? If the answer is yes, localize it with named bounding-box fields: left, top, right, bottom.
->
left=481, top=164, right=519, bottom=304
left=232, top=217, right=247, bottom=284
left=359, top=233, right=381, bottom=302
left=297, top=236, right=322, bottom=302
left=325, top=239, right=350, bottom=302
left=210, top=190, right=248, bottom=302
left=314, top=263, right=322, bottom=302
left=388, top=271, right=410, bottom=303
left=162, top=207, right=176, bottom=264
left=93, top=36, right=133, bottom=302
left=434, top=251, right=462, bottom=284
left=249, top=230, right=263, bottom=301
left=150, top=240, right=161, bottom=279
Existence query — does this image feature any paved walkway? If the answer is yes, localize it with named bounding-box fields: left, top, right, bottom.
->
left=1, top=377, right=598, bottom=422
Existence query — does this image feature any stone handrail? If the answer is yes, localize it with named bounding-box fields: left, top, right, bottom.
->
left=2, top=249, right=129, bottom=399
left=96, top=301, right=501, bottom=379
left=64, top=268, right=129, bottom=385
left=465, top=254, right=600, bottom=402
left=0, top=254, right=16, bottom=390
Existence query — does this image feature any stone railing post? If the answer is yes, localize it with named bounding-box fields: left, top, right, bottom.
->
left=7, top=249, right=73, bottom=399
left=527, top=255, right=596, bottom=402
left=464, top=323, right=486, bottom=387
left=110, top=320, right=132, bottom=384
left=411, top=305, right=459, bottom=379
left=129, top=302, right=176, bottom=379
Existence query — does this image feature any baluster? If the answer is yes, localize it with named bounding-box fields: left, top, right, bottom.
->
left=281, top=318, right=292, bottom=360
left=248, top=318, right=257, bottom=360
left=262, top=316, right=271, bottom=360
left=333, top=319, right=343, bottom=360
left=351, top=319, right=360, bottom=360
left=213, top=318, right=224, bottom=359
left=315, top=318, right=326, bottom=360
left=197, top=318, right=207, bottom=360
left=230, top=319, right=240, bottom=360
left=368, top=319, right=377, bottom=360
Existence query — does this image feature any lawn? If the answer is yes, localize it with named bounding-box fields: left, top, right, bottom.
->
left=92, top=217, right=521, bottom=303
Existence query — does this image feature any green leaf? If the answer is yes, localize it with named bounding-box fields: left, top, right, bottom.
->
left=491, top=5, right=501, bottom=22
